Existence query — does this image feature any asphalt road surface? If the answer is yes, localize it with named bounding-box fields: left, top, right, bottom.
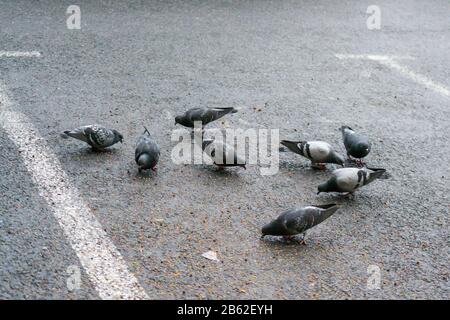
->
left=0, top=0, right=449, bottom=299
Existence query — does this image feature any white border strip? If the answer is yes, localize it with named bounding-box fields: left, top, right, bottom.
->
left=335, top=54, right=449, bottom=98
left=0, top=51, right=41, bottom=58
left=0, top=83, right=148, bottom=300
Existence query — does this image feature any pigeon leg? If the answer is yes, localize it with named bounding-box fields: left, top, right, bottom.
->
left=296, top=233, right=307, bottom=245
left=311, top=163, right=326, bottom=170
left=282, top=235, right=295, bottom=242
left=151, top=167, right=157, bottom=172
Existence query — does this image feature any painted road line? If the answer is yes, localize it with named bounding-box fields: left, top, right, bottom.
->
left=335, top=54, right=450, bottom=98
left=0, top=51, right=41, bottom=57
left=0, top=83, right=149, bottom=300
left=334, top=54, right=414, bottom=61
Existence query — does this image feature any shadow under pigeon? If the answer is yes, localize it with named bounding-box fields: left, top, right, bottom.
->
left=66, top=147, right=121, bottom=161
left=196, top=164, right=246, bottom=178
left=278, top=160, right=338, bottom=178
left=260, top=235, right=307, bottom=246
left=343, top=159, right=360, bottom=168
left=133, top=168, right=158, bottom=179
left=316, top=192, right=359, bottom=204
left=278, top=159, right=307, bottom=171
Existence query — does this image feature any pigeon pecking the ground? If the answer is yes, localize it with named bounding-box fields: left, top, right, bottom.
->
left=280, top=140, right=344, bottom=169
left=261, top=204, right=340, bottom=244
left=135, top=126, right=160, bottom=173
left=202, top=139, right=246, bottom=170
left=340, top=126, right=371, bottom=165
left=317, top=167, right=386, bottom=195
left=62, top=124, right=123, bottom=150
left=174, top=107, right=238, bottom=128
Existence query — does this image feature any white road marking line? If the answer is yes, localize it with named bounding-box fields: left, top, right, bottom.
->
left=0, top=51, right=41, bottom=57
left=334, top=54, right=414, bottom=61
left=0, top=83, right=149, bottom=300
left=335, top=54, right=450, bottom=98
left=377, top=59, right=450, bottom=97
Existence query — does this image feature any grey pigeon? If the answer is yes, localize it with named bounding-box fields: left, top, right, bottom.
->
left=261, top=204, right=339, bottom=243
left=63, top=124, right=123, bottom=150
left=340, top=126, right=371, bottom=163
left=202, top=139, right=246, bottom=170
left=175, top=107, right=237, bottom=128
left=135, top=127, right=160, bottom=173
left=317, top=167, right=386, bottom=195
left=280, top=140, right=344, bottom=169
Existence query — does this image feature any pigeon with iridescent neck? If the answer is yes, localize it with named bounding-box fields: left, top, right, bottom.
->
left=340, top=126, right=371, bottom=165
left=135, top=127, right=160, bottom=173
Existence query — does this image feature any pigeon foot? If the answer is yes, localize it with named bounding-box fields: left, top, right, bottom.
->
left=311, top=163, right=326, bottom=170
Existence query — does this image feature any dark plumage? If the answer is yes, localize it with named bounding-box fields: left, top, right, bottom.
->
left=175, top=107, right=237, bottom=128
left=261, top=204, right=339, bottom=241
left=63, top=124, right=123, bottom=150
left=135, top=127, right=160, bottom=173
left=340, top=126, right=371, bottom=161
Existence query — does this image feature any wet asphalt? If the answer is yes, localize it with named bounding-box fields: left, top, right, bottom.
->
left=0, top=0, right=449, bottom=299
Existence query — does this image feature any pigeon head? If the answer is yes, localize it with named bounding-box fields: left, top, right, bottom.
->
left=174, top=116, right=183, bottom=125
left=317, top=182, right=331, bottom=194
left=331, top=152, right=345, bottom=166
left=202, top=139, right=214, bottom=150
left=261, top=219, right=286, bottom=237
left=113, top=130, right=124, bottom=143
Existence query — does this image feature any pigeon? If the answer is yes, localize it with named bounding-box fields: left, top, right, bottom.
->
left=202, top=139, right=246, bottom=170
left=280, top=140, right=344, bottom=169
left=135, top=127, right=160, bottom=173
left=261, top=204, right=339, bottom=243
left=62, top=124, right=123, bottom=150
left=175, top=107, right=238, bottom=128
left=340, top=126, right=371, bottom=164
left=317, top=167, right=386, bottom=195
